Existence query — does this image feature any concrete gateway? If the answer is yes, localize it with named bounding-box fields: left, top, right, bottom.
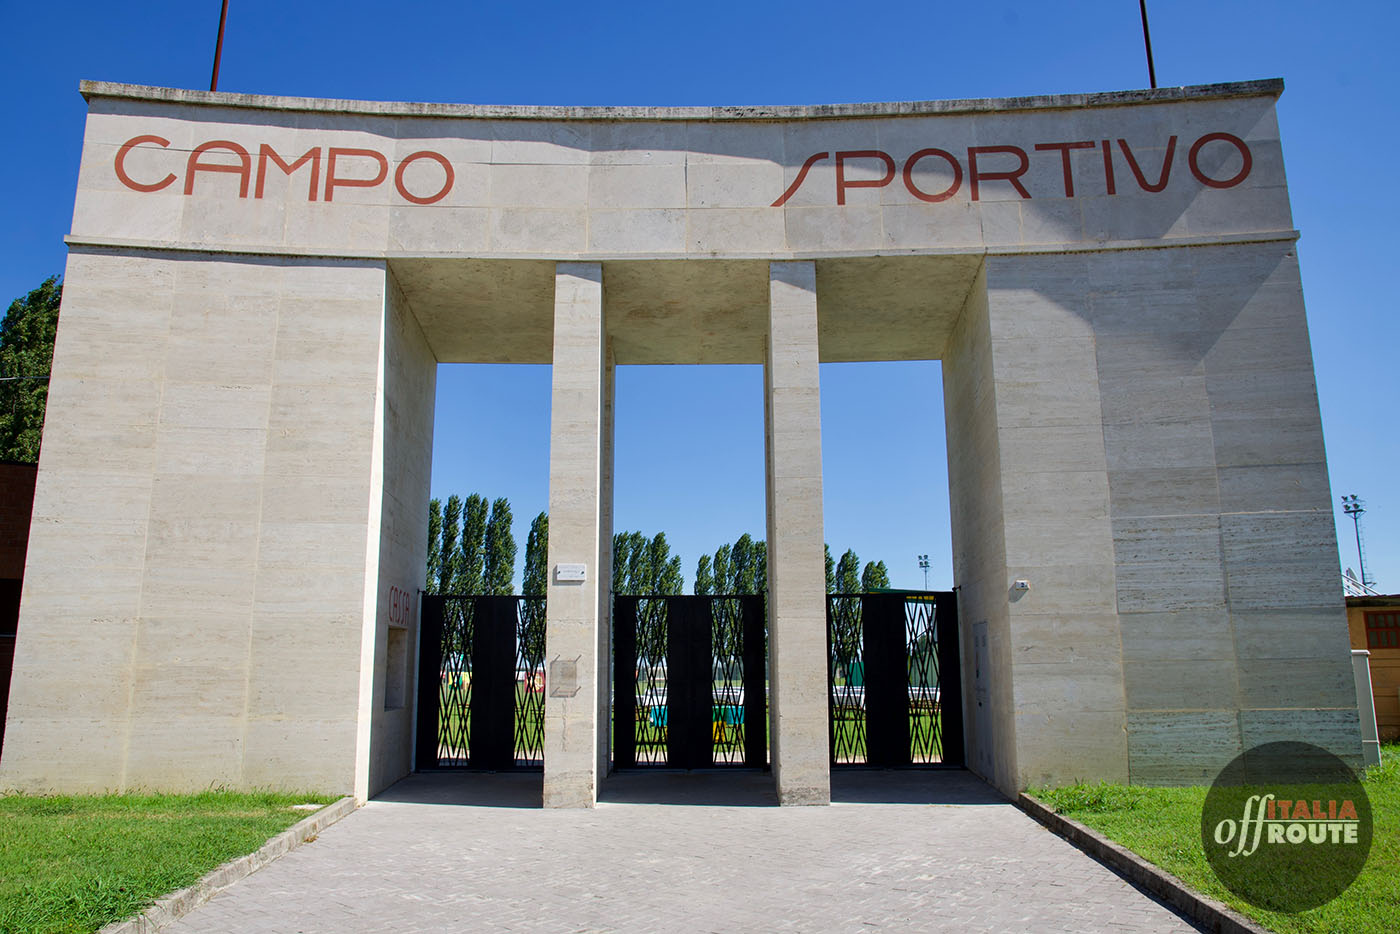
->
left=0, top=78, right=1364, bottom=805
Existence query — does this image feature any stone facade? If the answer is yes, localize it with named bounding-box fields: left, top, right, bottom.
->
left=0, top=78, right=1363, bottom=801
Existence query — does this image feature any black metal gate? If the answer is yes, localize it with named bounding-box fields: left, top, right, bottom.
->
left=613, top=595, right=767, bottom=769
left=828, top=591, right=963, bottom=767
left=415, top=595, right=546, bottom=771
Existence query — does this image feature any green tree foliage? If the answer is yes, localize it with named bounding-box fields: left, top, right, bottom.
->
left=459, top=494, right=488, bottom=593
left=483, top=497, right=516, bottom=595
left=693, top=554, right=713, bottom=595
left=712, top=544, right=732, bottom=594
left=835, top=549, right=861, bottom=594
left=428, top=493, right=516, bottom=595
left=611, top=530, right=682, bottom=595
left=520, top=511, right=548, bottom=664
left=696, top=535, right=771, bottom=595
left=426, top=499, right=443, bottom=593
left=0, top=276, right=61, bottom=463
left=625, top=531, right=649, bottom=594
left=438, top=495, right=462, bottom=594
left=731, top=534, right=757, bottom=594
left=611, top=532, right=629, bottom=596
left=753, top=540, right=767, bottom=597
left=522, top=512, right=548, bottom=596
left=825, top=544, right=836, bottom=594
left=861, top=560, right=891, bottom=591
left=652, top=533, right=683, bottom=595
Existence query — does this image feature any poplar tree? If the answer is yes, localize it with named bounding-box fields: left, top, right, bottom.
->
left=522, top=512, right=548, bottom=596
left=861, top=560, right=891, bottom=591
left=438, top=495, right=462, bottom=594
left=459, top=494, right=488, bottom=593
left=836, top=549, right=861, bottom=594
left=825, top=544, right=836, bottom=594
left=694, top=554, right=713, bottom=595
left=612, top=532, right=629, bottom=596
left=712, top=544, right=732, bottom=595
left=0, top=276, right=60, bottom=463
left=625, top=531, right=649, bottom=594
left=483, top=497, right=516, bottom=595
left=754, top=540, right=767, bottom=597
left=520, top=511, right=548, bottom=664
left=426, top=499, right=443, bottom=593
left=732, top=534, right=756, bottom=595
left=648, top=532, right=683, bottom=595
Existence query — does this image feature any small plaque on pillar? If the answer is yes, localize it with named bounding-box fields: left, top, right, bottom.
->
left=549, top=658, right=580, bottom=697
left=555, top=563, right=586, bottom=582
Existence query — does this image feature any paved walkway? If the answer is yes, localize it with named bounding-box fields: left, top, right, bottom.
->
left=163, top=771, right=1200, bottom=933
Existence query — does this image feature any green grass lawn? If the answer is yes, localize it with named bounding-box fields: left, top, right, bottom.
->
left=831, top=706, right=946, bottom=762
left=1032, top=743, right=1400, bottom=934
left=0, top=790, right=337, bottom=934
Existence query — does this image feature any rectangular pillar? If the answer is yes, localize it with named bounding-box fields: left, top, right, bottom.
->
left=543, top=262, right=610, bottom=808
left=764, top=261, right=830, bottom=805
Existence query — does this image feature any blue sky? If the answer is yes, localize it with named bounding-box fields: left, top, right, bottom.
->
left=2, top=1, right=1396, bottom=592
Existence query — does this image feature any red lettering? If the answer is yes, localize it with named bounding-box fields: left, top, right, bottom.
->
left=902, top=148, right=962, bottom=203
left=834, top=150, right=895, bottom=205
left=256, top=144, right=321, bottom=201
left=771, top=152, right=829, bottom=207
left=325, top=147, right=389, bottom=202
left=1101, top=140, right=1116, bottom=195
left=1293, top=799, right=1312, bottom=820
left=1188, top=132, right=1252, bottom=189
left=967, top=146, right=1030, bottom=201
left=1338, top=799, right=1358, bottom=820
left=1117, top=137, right=1176, bottom=192
left=114, top=135, right=176, bottom=192
left=393, top=150, right=455, bottom=205
left=1033, top=141, right=1095, bottom=197
left=185, top=140, right=252, bottom=197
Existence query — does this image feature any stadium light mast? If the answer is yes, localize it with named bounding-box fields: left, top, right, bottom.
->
left=1342, top=494, right=1372, bottom=589
left=918, top=554, right=930, bottom=591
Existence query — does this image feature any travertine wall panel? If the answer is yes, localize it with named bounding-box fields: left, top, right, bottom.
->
left=942, top=265, right=1018, bottom=792
left=362, top=270, right=436, bottom=797
left=764, top=261, right=830, bottom=805
left=71, top=84, right=1291, bottom=262
left=0, top=251, right=391, bottom=794
left=981, top=254, right=1128, bottom=790
left=543, top=263, right=610, bottom=808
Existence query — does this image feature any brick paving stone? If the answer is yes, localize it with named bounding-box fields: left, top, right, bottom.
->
left=161, top=771, right=1202, bottom=934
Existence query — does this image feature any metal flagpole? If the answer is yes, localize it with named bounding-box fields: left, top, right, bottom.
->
left=1139, top=0, right=1158, bottom=89
left=210, top=0, right=230, bottom=92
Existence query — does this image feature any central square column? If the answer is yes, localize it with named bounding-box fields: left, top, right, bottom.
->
left=765, top=261, right=830, bottom=805
left=543, top=262, right=612, bottom=808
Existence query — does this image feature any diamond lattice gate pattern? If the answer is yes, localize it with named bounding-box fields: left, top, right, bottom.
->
left=416, top=595, right=546, bottom=770
left=828, top=592, right=964, bottom=767
left=613, top=595, right=767, bottom=769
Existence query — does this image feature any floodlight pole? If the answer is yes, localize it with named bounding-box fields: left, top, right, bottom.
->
left=1139, top=0, right=1158, bottom=89
left=918, top=554, right=930, bottom=591
left=210, top=0, right=230, bottom=92
left=1342, top=494, right=1370, bottom=588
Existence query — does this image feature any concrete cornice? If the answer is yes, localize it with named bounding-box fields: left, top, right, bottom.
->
left=77, top=79, right=1285, bottom=122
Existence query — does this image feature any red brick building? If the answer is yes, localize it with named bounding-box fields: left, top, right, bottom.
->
left=0, top=461, right=38, bottom=758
